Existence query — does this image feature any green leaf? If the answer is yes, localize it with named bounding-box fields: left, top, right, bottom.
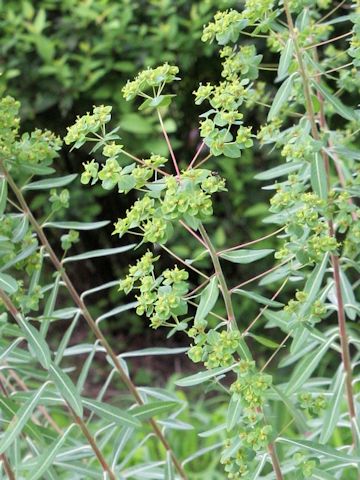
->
left=247, top=333, right=282, bottom=349
left=20, top=164, right=56, bottom=176
left=313, top=81, right=359, bottom=122
left=0, top=243, right=38, bottom=272
left=0, top=177, right=7, bottom=216
left=194, top=276, right=219, bottom=324
left=277, top=437, right=360, bottom=464
left=340, top=269, right=357, bottom=321
left=320, top=367, right=345, bottom=444
left=83, top=398, right=141, bottom=428
left=63, top=244, right=136, bottom=263
left=311, top=153, right=328, bottom=200
left=44, top=220, right=110, bottom=230
left=226, top=397, right=242, bottom=431
left=27, top=424, right=76, bottom=480
left=49, top=363, right=83, bottom=417
left=0, top=272, right=18, bottom=294
left=164, top=451, right=175, bottom=480
left=255, top=161, right=302, bottom=181
left=286, top=335, right=336, bottom=395
left=0, top=382, right=49, bottom=454
left=131, top=401, right=177, bottom=420
left=17, top=315, right=51, bottom=369
left=277, top=38, right=294, bottom=81
left=268, top=73, right=296, bottom=121
left=139, top=95, right=175, bottom=111
left=272, top=385, right=308, bottom=432
left=233, top=289, right=283, bottom=307
left=220, top=249, right=273, bottom=264
left=23, top=174, right=78, bottom=191
left=175, top=364, right=236, bottom=387
left=120, top=347, right=188, bottom=358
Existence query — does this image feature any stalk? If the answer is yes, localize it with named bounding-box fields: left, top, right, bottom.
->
left=283, top=0, right=357, bottom=446
left=0, top=454, right=16, bottom=480
left=0, top=163, right=187, bottom=479
left=198, top=224, right=284, bottom=479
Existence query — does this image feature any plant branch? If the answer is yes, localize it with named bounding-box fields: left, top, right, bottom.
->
left=0, top=162, right=188, bottom=479
left=157, top=109, right=181, bottom=177
left=283, top=0, right=358, bottom=446
left=199, top=224, right=237, bottom=330
left=0, top=453, right=15, bottom=480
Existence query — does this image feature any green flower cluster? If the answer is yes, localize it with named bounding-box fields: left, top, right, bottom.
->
left=220, top=360, right=273, bottom=479
left=122, top=63, right=179, bottom=101
left=202, top=10, right=247, bottom=45
left=299, top=392, right=326, bottom=416
left=113, top=169, right=226, bottom=243
left=230, top=360, right=272, bottom=409
left=64, top=105, right=112, bottom=148
left=196, top=13, right=260, bottom=158
left=188, top=328, right=241, bottom=368
left=61, top=230, right=79, bottom=251
left=49, top=189, right=70, bottom=213
left=119, top=252, right=189, bottom=329
left=0, top=96, right=20, bottom=158
left=284, top=291, right=327, bottom=326
left=293, top=452, right=319, bottom=478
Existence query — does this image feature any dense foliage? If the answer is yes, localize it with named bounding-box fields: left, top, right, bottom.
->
left=0, top=1, right=360, bottom=479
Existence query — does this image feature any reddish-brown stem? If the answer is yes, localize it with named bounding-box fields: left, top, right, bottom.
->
left=1, top=454, right=15, bottom=480
left=284, top=0, right=358, bottom=447
left=193, top=152, right=212, bottom=169
left=304, top=30, right=351, bottom=50
left=188, top=141, right=205, bottom=170
left=218, top=227, right=285, bottom=255
left=157, top=109, right=181, bottom=177
left=159, top=244, right=209, bottom=279
left=230, top=259, right=292, bottom=292
left=179, top=220, right=207, bottom=248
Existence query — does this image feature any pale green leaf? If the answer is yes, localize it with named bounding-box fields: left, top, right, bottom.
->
left=175, top=364, right=236, bottom=387
left=313, top=81, right=359, bottom=122
left=83, top=398, right=140, bottom=428
left=320, top=367, right=346, bottom=444
left=226, top=397, right=242, bottom=431
left=131, top=401, right=177, bottom=420
left=311, top=153, right=328, bottom=200
left=43, top=220, right=110, bottom=230
left=268, top=73, right=296, bottom=121
left=63, top=244, right=136, bottom=263
left=286, top=335, right=336, bottom=395
left=49, top=363, right=83, bottom=417
left=17, top=315, right=51, bottom=369
left=220, top=249, right=273, bottom=264
left=23, top=174, right=77, bottom=191
left=277, top=38, right=294, bottom=81
left=233, top=288, right=283, bottom=307
left=0, top=382, right=49, bottom=454
left=194, top=276, right=219, bottom=323
left=0, top=177, right=7, bottom=216
left=27, top=424, right=76, bottom=480
left=0, top=272, right=18, bottom=294
left=255, top=161, right=302, bottom=181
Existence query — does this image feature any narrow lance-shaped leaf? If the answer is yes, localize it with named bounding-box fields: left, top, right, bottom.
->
left=176, top=364, right=236, bottom=387
left=0, top=177, right=7, bottom=216
left=17, top=314, right=51, bottom=369
left=164, top=451, right=175, bottom=480
left=22, top=173, right=78, bottom=191
left=277, top=437, right=360, bottom=464
left=27, top=424, right=76, bottom=480
left=286, top=335, right=336, bottom=395
left=194, top=276, right=219, bottom=324
left=0, top=382, right=49, bottom=454
left=312, top=80, right=359, bottom=122
left=0, top=273, right=18, bottom=294
left=220, top=249, right=274, bottom=264
left=311, top=152, right=328, bottom=200
left=320, top=367, right=346, bottom=444
left=63, top=244, right=136, bottom=263
left=83, top=398, right=140, bottom=428
left=340, top=268, right=357, bottom=321
left=226, top=397, right=242, bottom=431
left=131, top=401, right=177, bottom=421
left=277, top=38, right=294, bottom=81
left=268, top=73, right=296, bottom=121
left=233, top=289, right=283, bottom=308
left=43, top=220, right=110, bottom=230
left=49, top=363, right=83, bottom=417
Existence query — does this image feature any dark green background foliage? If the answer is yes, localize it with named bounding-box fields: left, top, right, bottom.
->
left=0, top=0, right=274, bottom=338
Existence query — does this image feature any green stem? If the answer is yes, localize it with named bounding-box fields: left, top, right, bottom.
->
left=199, top=224, right=237, bottom=330
left=283, top=0, right=358, bottom=446
left=0, top=162, right=188, bottom=479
